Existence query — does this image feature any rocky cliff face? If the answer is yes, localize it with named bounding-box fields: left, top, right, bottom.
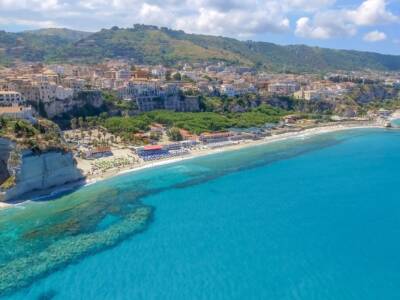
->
left=0, top=138, right=15, bottom=185
left=41, top=90, right=104, bottom=118
left=351, top=85, right=400, bottom=105
left=0, top=145, right=84, bottom=201
left=267, top=97, right=336, bottom=114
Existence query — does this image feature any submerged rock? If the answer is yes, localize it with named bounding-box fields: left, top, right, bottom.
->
left=0, top=206, right=153, bottom=296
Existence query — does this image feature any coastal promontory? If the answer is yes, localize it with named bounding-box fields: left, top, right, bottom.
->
left=0, top=118, right=84, bottom=202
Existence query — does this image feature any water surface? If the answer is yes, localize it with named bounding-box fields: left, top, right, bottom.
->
left=1, top=129, right=400, bottom=299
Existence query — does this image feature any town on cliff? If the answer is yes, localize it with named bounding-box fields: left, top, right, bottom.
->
left=0, top=59, right=399, bottom=202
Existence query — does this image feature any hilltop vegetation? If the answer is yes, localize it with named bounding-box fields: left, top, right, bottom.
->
left=76, top=104, right=287, bottom=142
left=1, top=25, right=400, bottom=72
left=0, top=118, right=67, bottom=152
left=0, top=28, right=90, bottom=64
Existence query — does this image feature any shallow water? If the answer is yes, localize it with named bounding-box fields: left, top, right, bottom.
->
left=2, top=129, right=400, bottom=299
left=391, top=118, right=400, bottom=127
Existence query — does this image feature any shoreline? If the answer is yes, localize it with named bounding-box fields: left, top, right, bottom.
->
left=84, top=122, right=384, bottom=185
left=0, top=121, right=388, bottom=210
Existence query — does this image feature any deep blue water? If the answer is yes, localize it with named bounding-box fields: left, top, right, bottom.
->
left=1, top=129, right=400, bottom=299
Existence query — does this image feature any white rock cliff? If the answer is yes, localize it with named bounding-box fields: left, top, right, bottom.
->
left=0, top=143, right=84, bottom=201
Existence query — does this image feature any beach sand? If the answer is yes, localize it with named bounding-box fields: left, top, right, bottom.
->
left=0, top=202, right=12, bottom=210
left=85, top=122, right=384, bottom=185
left=0, top=121, right=386, bottom=210
left=389, top=109, right=400, bottom=120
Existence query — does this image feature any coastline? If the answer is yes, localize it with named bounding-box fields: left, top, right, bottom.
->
left=0, top=121, right=387, bottom=210
left=0, top=202, right=12, bottom=209
left=84, top=122, right=384, bottom=185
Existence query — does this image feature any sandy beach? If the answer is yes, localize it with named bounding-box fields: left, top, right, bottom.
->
left=0, top=121, right=388, bottom=211
left=0, top=202, right=12, bottom=210
left=84, top=121, right=384, bottom=185
left=389, top=109, right=400, bottom=120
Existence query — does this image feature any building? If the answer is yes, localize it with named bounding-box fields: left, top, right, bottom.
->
left=377, top=108, right=391, bottom=118
left=133, top=69, right=150, bottom=80
left=199, top=132, right=232, bottom=144
left=86, top=147, right=113, bottom=159
left=268, top=82, right=299, bottom=95
left=164, top=95, right=200, bottom=112
left=119, top=81, right=161, bottom=100
left=0, top=105, right=35, bottom=122
left=220, top=84, right=237, bottom=97
left=179, top=129, right=198, bottom=141
left=293, top=89, right=321, bottom=101
left=116, top=69, right=132, bottom=80
left=136, top=145, right=168, bottom=158
left=149, top=123, right=164, bottom=134
left=0, top=91, right=23, bottom=106
left=55, top=86, right=74, bottom=100
left=151, top=66, right=167, bottom=78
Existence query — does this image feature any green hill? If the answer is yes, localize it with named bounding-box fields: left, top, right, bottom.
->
left=23, top=28, right=92, bottom=41
left=1, top=24, right=400, bottom=72
left=0, top=28, right=90, bottom=64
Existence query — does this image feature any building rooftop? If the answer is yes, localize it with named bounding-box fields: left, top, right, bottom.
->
left=143, top=145, right=163, bottom=151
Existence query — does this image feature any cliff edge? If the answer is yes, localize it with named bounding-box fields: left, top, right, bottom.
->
left=0, top=118, right=84, bottom=202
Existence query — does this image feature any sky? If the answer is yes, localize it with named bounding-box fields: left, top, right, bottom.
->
left=0, top=0, right=399, bottom=55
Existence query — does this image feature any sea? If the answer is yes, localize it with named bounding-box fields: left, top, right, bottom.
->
left=1, top=128, right=400, bottom=300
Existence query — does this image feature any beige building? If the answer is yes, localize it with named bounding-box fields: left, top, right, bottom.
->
left=0, top=105, right=34, bottom=121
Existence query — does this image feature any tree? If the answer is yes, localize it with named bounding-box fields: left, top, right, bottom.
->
left=70, top=118, right=77, bottom=130
left=0, top=117, right=6, bottom=130
left=13, top=122, right=22, bottom=135
left=99, top=112, right=108, bottom=119
left=149, top=131, right=161, bottom=141
left=167, top=127, right=183, bottom=141
left=173, top=72, right=182, bottom=81
left=78, top=117, right=84, bottom=129
left=165, top=70, right=172, bottom=81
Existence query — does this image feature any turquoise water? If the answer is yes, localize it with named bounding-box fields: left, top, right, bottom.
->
left=1, top=129, right=400, bottom=299
left=391, top=118, right=400, bottom=127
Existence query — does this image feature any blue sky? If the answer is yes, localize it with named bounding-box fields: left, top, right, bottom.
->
left=0, top=0, right=399, bottom=55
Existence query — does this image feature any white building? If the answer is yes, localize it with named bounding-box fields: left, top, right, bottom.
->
left=0, top=91, right=23, bottom=106
left=55, top=86, right=74, bottom=100
left=220, top=84, right=237, bottom=97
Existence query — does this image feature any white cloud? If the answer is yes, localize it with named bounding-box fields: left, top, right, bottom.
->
left=0, top=0, right=61, bottom=11
left=295, top=17, right=331, bottom=39
left=0, top=0, right=293, bottom=36
left=283, top=0, right=336, bottom=12
left=295, top=0, right=398, bottom=39
left=138, top=3, right=173, bottom=26
left=0, top=16, right=58, bottom=28
left=0, top=0, right=398, bottom=42
left=347, top=0, right=398, bottom=26
left=295, top=11, right=357, bottom=39
left=363, top=30, right=387, bottom=42
left=175, top=4, right=290, bottom=37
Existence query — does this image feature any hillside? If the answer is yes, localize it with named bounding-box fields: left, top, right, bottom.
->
left=23, top=28, right=92, bottom=41
left=0, top=28, right=90, bottom=64
left=1, top=24, right=400, bottom=72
